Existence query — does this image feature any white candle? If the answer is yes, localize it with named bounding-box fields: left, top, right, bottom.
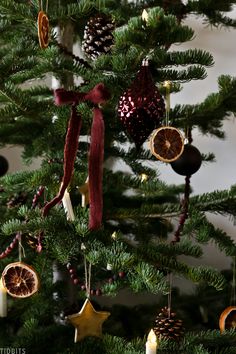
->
left=0, top=278, right=7, bottom=317
left=146, top=329, right=158, bottom=354
left=62, top=188, right=75, bottom=221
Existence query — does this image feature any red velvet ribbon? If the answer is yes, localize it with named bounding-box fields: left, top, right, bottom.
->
left=43, top=83, right=110, bottom=231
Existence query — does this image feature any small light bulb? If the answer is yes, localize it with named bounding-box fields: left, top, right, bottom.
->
left=81, top=243, right=86, bottom=251
left=163, top=80, right=171, bottom=89
left=111, top=231, right=117, bottom=240
left=140, top=173, right=148, bottom=182
left=142, top=9, right=149, bottom=22
left=107, top=263, right=113, bottom=271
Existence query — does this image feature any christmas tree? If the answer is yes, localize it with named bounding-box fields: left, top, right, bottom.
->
left=0, top=0, right=236, bottom=353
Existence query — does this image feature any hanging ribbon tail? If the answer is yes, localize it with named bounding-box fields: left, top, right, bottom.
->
left=54, top=88, right=85, bottom=105
left=88, top=107, right=104, bottom=230
left=43, top=104, right=82, bottom=217
left=42, top=84, right=110, bottom=220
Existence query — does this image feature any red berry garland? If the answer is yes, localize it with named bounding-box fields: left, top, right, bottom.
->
left=171, top=175, right=190, bottom=244
left=0, top=185, right=45, bottom=258
left=66, top=262, right=126, bottom=296
left=171, top=130, right=198, bottom=244
left=47, top=158, right=63, bottom=165
left=32, top=186, right=45, bottom=209
left=56, top=42, right=92, bottom=70
left=0, top=233, right=20, bottom=259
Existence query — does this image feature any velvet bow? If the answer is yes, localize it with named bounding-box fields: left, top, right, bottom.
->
left=43, top=83, right=110, bottom=231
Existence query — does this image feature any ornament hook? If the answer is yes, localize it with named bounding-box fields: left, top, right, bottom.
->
left=142, top=58, right=149, bottom=66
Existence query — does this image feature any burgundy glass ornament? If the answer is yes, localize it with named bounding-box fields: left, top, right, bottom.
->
left=117, top=60, right=165, bottom=148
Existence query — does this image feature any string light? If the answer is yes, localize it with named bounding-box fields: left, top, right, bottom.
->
left=142, top=9, right=149, bottom=22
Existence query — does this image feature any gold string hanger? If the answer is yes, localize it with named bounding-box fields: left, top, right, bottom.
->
left=38, top=0, right=48, bottom=13
left=163, top=80, right=171, bottom=126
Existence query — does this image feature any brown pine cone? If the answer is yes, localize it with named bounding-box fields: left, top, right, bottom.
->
left=82, top=14, right=115, bottom=60
left=154, top=306, right=184, bottom=341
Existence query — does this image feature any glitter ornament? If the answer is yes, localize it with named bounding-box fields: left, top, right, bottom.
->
left=117, top=60, right=165, bottom=148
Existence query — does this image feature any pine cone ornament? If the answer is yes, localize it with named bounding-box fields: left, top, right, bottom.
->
left=117, top=60, right=165, bottom=149
left=82, top=14, right=115, bottom=60
left=154, top=307, right=184, bottom=341
left=7, top=192, right=28, bottom=208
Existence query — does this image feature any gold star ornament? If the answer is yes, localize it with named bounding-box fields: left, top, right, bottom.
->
left=67, top=298, right=110, bottom=342
left=78, top=179, right=89, bottom=207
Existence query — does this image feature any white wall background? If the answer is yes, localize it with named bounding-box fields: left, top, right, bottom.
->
left=158, top=8, right=236, bottom=292
left=1, top=7, right=236, bottom=298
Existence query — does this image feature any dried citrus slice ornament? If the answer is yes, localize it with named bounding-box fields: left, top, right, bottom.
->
left=37, top=11, right=49, bottom=49
left=2, top=262, right=39, bottom=298
left=219, top=306, right=236, bottom=333
left=150, top=126, right=184, bottom=163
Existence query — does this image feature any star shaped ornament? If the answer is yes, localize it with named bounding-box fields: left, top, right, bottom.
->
left=78, top=179, right=89, bottom=207
left=67, top=298, right=110, bottom=342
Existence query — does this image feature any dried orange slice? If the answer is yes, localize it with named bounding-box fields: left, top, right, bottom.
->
left=150, top=126, right=184, bottom=162
left=2, top=262, right=39, bottom=298
left=37, top=11, right=49, bottom=49
left=219, top=306, right=236, bottom=333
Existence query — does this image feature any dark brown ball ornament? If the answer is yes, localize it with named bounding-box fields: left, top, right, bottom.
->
left=170, top=144, right=202, bottom=176
left=117, top=60, right=165, bottom=149
left=0, top=155, right=9, bottom=177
